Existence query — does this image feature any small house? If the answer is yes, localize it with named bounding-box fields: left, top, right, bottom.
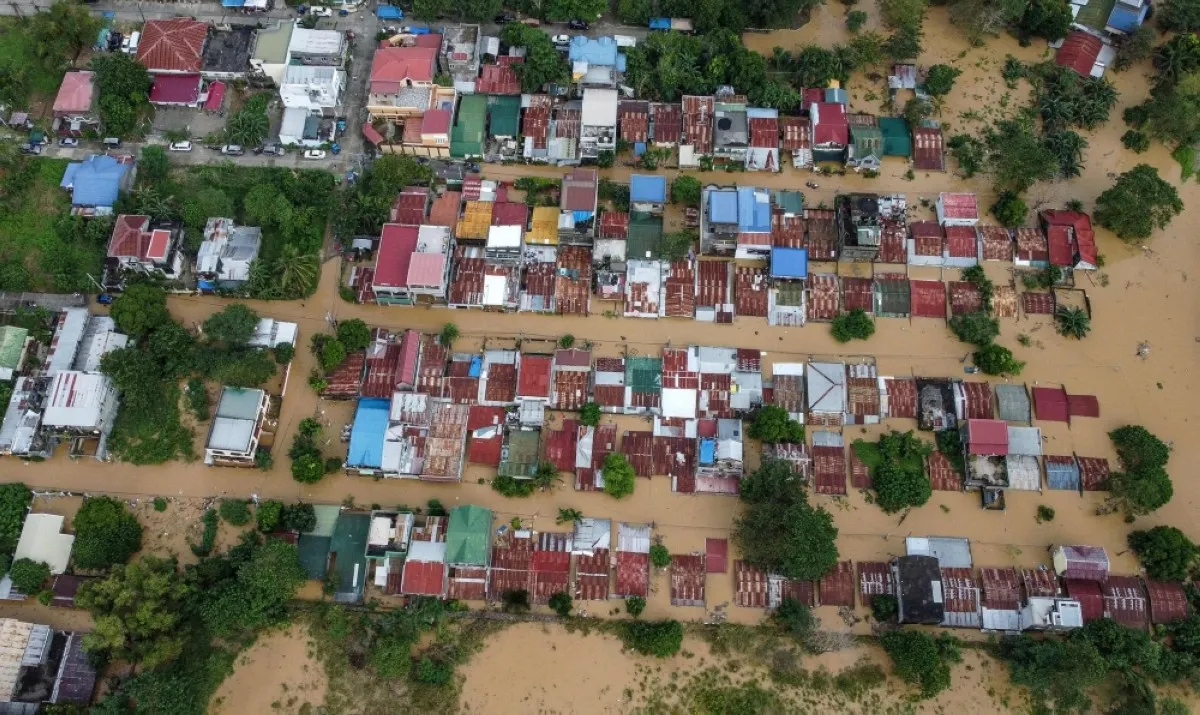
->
left=810, top=102, right=848, bottom=163
left=196, top=218, right=262, bottom=290
left=1040, top=209, right=1098, bottom=270
left=806, top=361, right=846, bottom=426
left=59, top=155, right=134, bottom=217
left=1052, top=545, right=1110, bottom=581
left=445, top=505, right=492, bottom=601
left=52, top=71, right=98, bottom=137
left=935, top=192, right=979, bottom=227
left=204, top=387, right=272, bottom=467
left=892, top=555, right=944, bottom=625
left=1055, top=31, right=1113, bottom=78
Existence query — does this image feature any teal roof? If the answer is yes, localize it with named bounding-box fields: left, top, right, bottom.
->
left=627, top=211, right=663, bottom=259
left=215, top=387, right=263, bottom=421
left=626, top=356, right=661, bottom=394
left=329, top=512, right=370, bottom=600
left=850, top=124, right=883, bottom=157
left=451, top=94, right=487, bottom=158
left=497, top=430, right=540, bottom=478
left=296, top=534, right=331, bottom=580
left=489, top=95, right=521, bottom=138
left=774, top=190, right=803, bottom=215
left=446, top=504, right=491, bottom=566
left=0, top=326, right=28, bottom=371
left=878, top=117, right=912, bottom=157
left=310, top=504, right=343, bottom=538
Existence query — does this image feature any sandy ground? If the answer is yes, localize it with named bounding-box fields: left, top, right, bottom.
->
left=210, top=623, right=327, bottom=715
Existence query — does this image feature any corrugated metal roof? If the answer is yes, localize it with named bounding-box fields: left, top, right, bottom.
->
left=735, top=560, right=769, bottom=608
left=615, top=551, right=649, bottom=597
left=884, top=377, right=917, bottom=419
left=858, top=561, right=894, bottom=607
left=909, top=280, right=946, bottom=319
left=819, top=560, right=855, bottom=607
left=812, top=440, right=846, bottom=495
left=1065, top=578, right=1104, bottom=622
left=1032, top=387, right=1069, bottom=422
left=1146, top=580, right=1189, bottom=624
left=1045, top=455, right=1080, bottom=490
left=948, top=281, right=982, bottom=316
left=941, top=567, right=982, bottom=628
left=1077, top=457, right=1110, bottom=491
left=705, top=538, right=728, bottom=574
left=806, top=274, right=839, bottom=322
left=979, top=226, right=1012, bottom=261
left=927, top=451, right=963, bottom=491
left=670, top=554, right=705, bottom=606
left=1103, top=575, right=1147, bottom=629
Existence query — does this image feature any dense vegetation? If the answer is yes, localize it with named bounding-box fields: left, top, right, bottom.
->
left=72, top=496, right=144, bottom=571
left=880, top=630, right=960, bottom=698
left=853, top=431, right=933, bottom=513
left=747, top=405, right=805, bottom=444
left=733, top=459, right=838, bottom=580
left=1106, top=425, right=1174, bottom=516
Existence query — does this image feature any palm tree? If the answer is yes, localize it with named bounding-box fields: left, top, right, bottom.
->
left=1038, top=94, right=1074, bottom=130
left=1055, top=306, right=1091, bottom=339
left=1044, top=130, right=1088, bottom=178
left=532, top=463, right=562, bottom=493
left=1153, top=35, right=1200, bottom=89
left=226, top=110, right=269, bottom=147
left=275, top=244, right=319, bottom=298
left=556, top=507, right=584, bottom=525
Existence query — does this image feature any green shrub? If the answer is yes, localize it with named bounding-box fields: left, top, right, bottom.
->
left=831, top=309, right=875, bottom=342
left=191, top=509, right=219, bottom=557
left=492, top=475, right=536, bottom=498
left=153, top=497, right=168, bottom=512
left=880, top=630, right=955, bottom=698
left=273, top=342, right=295, bottom=364
left=283, top=503, right=317, bottom=533
left=501, top=589, right=531, bottom=613
left=622, top=620, right=684, bottom=657
left=8, top=559, right=50, bottom=593
left=413, top=656, right=453, bottom=685
left=256, top=500, right=283, bottom=532
left=774, top=597, right=816, bottom=638
left=1036, top=505, right=1056, bottom=523
left=625, top=596, right=646, bottom=618
left=579, top=402, right=601, bottom=426
left=871, top=594, right=898, bottom=622
left=649, top=543, right=671, bottom=569
left=73, top=496, right=144, bottom=571
left=218, top=499, right=251, bottom=526
left=548, top=591, right=573, bottom=617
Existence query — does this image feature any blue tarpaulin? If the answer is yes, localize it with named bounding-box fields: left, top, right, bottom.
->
left=1107, top=2, right=1147, bottom=32
left=649, top=17, right=671, bottom=29
left=347, top=398, right=390, bottom=469
left=736, top=187, right=771, bottom=233
left=573, top=210, right=594, bottom=223
left=699, top=438, right=716, bottom=465
left=770, top=247, right=808, bottom=279
left=634, top=142, right=646, bottom=156
left=222, top=0, right=245, bottom=7
left=468, top=355, right=482, bottom=378
left=376, top=5, right=404, bottom=19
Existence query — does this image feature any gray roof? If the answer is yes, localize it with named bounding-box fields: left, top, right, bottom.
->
left=906, top=536, right=973, bottom=568
left=216, top=387, right=263, bottom=420
left=572, top=517, right=611, bottom=554
left=1006, top=426, right=1042, bottom=456
left=253, top=22, right=294, bottom=64
left=806, top=361, right=846, bottom=413
left=994, top=384, right=1030, bottom=422
left=1045, top=457, right=1081, bottom=490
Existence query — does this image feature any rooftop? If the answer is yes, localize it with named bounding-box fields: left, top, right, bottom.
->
left=53, top=72, right=95, bottom=115
left=138, top=18, right=207, bottom=73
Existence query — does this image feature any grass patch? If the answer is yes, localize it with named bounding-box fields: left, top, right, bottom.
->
left=1171, top=145, right=1196, bottom=182
left=0, top=18, right=69, bottom=102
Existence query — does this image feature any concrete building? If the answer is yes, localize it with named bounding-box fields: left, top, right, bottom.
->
left=106, top=214, right=184, bottom=282
left=440, top=25, right=482, bottom=93
left=205, top=387, right=272, bottom=467
left=196, top=218, right=262, bottom=290
left=580, top=88, right=618, bottom=160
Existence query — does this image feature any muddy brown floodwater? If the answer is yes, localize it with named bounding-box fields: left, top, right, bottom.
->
left=2, top=4, right=1198, bottom=711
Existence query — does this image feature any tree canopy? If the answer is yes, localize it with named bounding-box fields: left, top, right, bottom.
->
left=202, top=303, right=259, bottom=346
left=73, top=496, right=144, bottom=571
left=76, top=556, right=191, bottom=668
left=336, top=319, right=372, bottom=352
left=734, top=460, right=839, bottom=580
left=1128, top=526, right=1198, bottom=581
left=974, top=343, right=1025, bottom=376
left=89, top=53, right=151, bottom=138
left=1094, top=164, right=1184, bottom=241
left=603, top=453, right=636, bottom=499
left=1160, top=0, right=1200, bottom=31
left=831, top=309, right=876, bottom=342
left=924, top=64, right=961, bottom=97
left=949, top=312, right=1000, bottom=346
left=502, top=24, right=570, bottom=93
left=880, top=630, right=958, bottom=698
left=990, top=190, right=1028, bottom=228
left=855, top=431, right=933, bottom=513
left=670, top=176, right=702, bottom=207
left=747, top=405, right=805, bottom=444
left=111, top=284, right=171, bottom=338
left=201, top=539, right=307, bottom=638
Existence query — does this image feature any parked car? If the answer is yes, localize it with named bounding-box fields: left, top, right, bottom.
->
left=59, top=137, right=79, bottom=147
left=338, top=8, right=348, bottom=15
left=493, top=11, right=515, bottom=23
left=221, top=144, right=244, bottom=156
left=568, top=19, right=589, bottom=30
left=18, top=143, right=41, bottom=155
left=296, top=4, right=307, bottom=13
left=552, top=33, right=570, bottom=48
left=465, top=161, right=481, bottom=173
left=256, top=142, right=284, bottom=156
left=309, top=6, right=332, bottom=16
left=97, top=293, right=114, bottom=305
left=303, top=149, right=327, bottom=160
left=168, top=141, right=193, bottom=152
left=103, top=137, right=121, bottom=149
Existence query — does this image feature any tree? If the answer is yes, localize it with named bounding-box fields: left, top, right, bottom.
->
left=1160, top=0, right=1200, bottom=31
left=556, top=507, right=584, bottom=525
left=874, top=460, right=932, bottom=513
left=9, top=559, right=50, bottom=594
left=997, top=634, right=1107, bottom=712
left=413, top=0, right=450, bottom=18
left=924, top=64, right=961, bottom=98
left=625, top=596, right=646, bottom=617
left=660, top=230, right=695, bottom=262
left=860, top=430, right=933, bottom=514
left=292, top=453, right=325, bottom=484
left=602, top=453, right=636, bottom=499
left=1114, top=26, right=1156, bottom=72
left=502, top=25, right=569, bottom=93
left=90, top=53, right=151, bottom=137
left=202, top=539, right=306, bottom=638
left=1128, top=526, right=1198, bottom=581
left=283, top=503, right=317, bottom=533
left=831, top=309, right=876, bottom=342
left=986, top=119, right=1058, bottom=192
left=76, top=556, right=190, bottom=668
left=950, top=0, right=1025, bottom=41
left=147, top=322, right=197, bottom=380
left=949, top=312, right=1000, bottom=345
left=774, top=597, right=817, bottom=638
left=617, top=0, right=655, bottom=24
left=871, top=594, right=898, bottom=621
left=1043, top=129, right=1088, bottom=178
left=501, top=589, right=531, bottom=613
left=974, top=344, right=1024, bottom=376
left=1094, top=164, right=1184, bottom=241
left=532, top=463, right=563, bottom=493
left=336, top=319, right=371, bottom=352
left=596, top=150, right=615, bottom=168
left=274, top=244, right=320, bottom=298
left=579, top=402, right=601, bottom=426
left=320, top=339, right=347, bottom=372
left=847, top=10, right=869, bottom=30
left=884, top=26, right=923, bottom=60
left=1016, top=0, right=1072, bottom=41
left=670, top=176, right=702, bottom=207
left=1122, top=130, right=1151, bottom=153
left=208, top=350, right=276, bottom=389
left=110, top=284, right=170, bottom=338
left=748, top=405, right=805, bottom=444
left=649, top=543, right=671, bottom=569
left=878, top=0, right=926, bottom=29
left=1110, top=425, right=1171, bottom=473
left=139, top=146, right=169, bottom=184
left=880, top=630, right=954, bottom=698
left=256, top=500, right=283, bottom=533
left=1110, top=466, right=1174, bottom=515
left=621, top=620, right=683, bottom=657
left=440, top=323, right=459, bottom=348
left=225, top=97, right=270, bottom=146
left=1153, top=35, right=1200, bottom=89
left=990, top=190, right=1028, bottom=227
left=73, top=496, right=144, bottom=571
left=734, top=460, right=839, bottom=580
left=203, top=303, right=259, bottom=346
left=218, top=499, right=251, bottom=526
left=558, top=334, right=575, bottom=349
left=1054, top=306, right=1091, bottom=339
left=947, top=134, right=986, bottom=177
left=548, top=591, right=573, bottom=617
left=274, top=342, right=295, bottom=364
left=31, top=1, right=101, bottom=64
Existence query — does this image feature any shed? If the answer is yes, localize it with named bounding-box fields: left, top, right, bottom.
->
left=893, top=555, right=945, bottom=625
left=1045, top=455, right=1081, bottom=491
left=878, top=117, right=912, bottom=156
left=940, top=567, right=981, bottom=628
left=980, top=567, right=1022, bottom=632
left=995, top=384, right=1031, bottom=423
left=1102, top=575, right=1147, bottom=629
left=1053, top=545, right=1109, bottom=581
left=1146, top=580, right=1189, bottom=625
left=906, top=536, right=972, bottom=568
left=811, top=432, right=846, bottom=495
left=705, top=538, right=728, bottom=574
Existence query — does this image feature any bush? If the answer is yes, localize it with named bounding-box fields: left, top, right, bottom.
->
left=218, top=499, right=251, bottom=526
left=990, top=190, right=1028, bottom=227
left=282, top=503, right=317, bottom=533
left=548, top=591, right=573, bottom=617
left=185, top=378, right=210, bottom=421
left=73, top=496, right=144, bottom=571
left=622, top=620, right=684, bottom=657
left=871, top=594, right=898, bottom=622
left=625, top=596, right=646, bottom=618
left=558, top=334, right=575, bottom=349
left=413, top=656, right=453, bottom=685
left=501, top=589, right=531, bottom=613
left=426, top=499, right=447, bottom=517
left=847, top=9, right=868, bottom=30
left=492, top=474, right=536, bottom=498
left=1121, top=130, right=1150, bottom=153
left=192, top=509, right=219, bottom=557
left=9, top=559, right=50, bottom=594
left=256, top=500, right=283, bottom=532
left=1128, top=526, right=1198, bottom=581
left=602, top=453, right=636, bottom=499
left=948, top=312, right=999, bottom=346
left=579, top=402, right=601, bottom=427
left=880, top=630, right=954, bottom=698
left=335, top=319, right=371, bottom=352
left=319, top=339, right=347, bottom=372
left=774, top=597, right=816, bottom=638
left=1036, top=505, right=1056, bottom=523
left=974, top=344, right=1024, bottom=376
left=649, top=543, right=671, bottom=569
left=748, top=405, right=804, bottom=444
left=670, top=175, right=702, bottom=207
left=831, top=309, right=875, bottom=342
left=273, top=342, right=295, bottom=364
left=153, top=497, right=168, bottom=512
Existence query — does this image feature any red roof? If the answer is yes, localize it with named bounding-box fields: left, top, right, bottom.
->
left=466, top=405, right=504, bottom=465
left=812, top=444, right=846, bottom=495
left=965, top=418, right=1009, bottom=455
left=517, top=354, right=552, bottom=399
left=396, top=330, right=420, bottom=388
left=960, top=381, right=994, bottom=419
left=1032, top=386, right=1069, bottom=422
left=1068, top=393, right=1099, bottom=418
left=108, top=214, right=150, bottom=259
left=574, top=549, right=610, bottom=600
left=735, top=561, right=769, bottom=608
left=53, top=71, right=95, bottom=114
left=621, top=431, right=655, bottom=478
left=1078, top=456, right=1110, bottom=491
left=841, top=277, right=874, bottom=313
left=1056, top=31, right=1103, bottom=76
left=978, top=226, right=1013, bottom=261
left=812, top=102, right=848, bottom=145
left=910, top=221, right=944, bottom=257
left=522, top=101, right=551, bottom=150
left=373, top=224, right=418, bottom=288
left=980, top=567, right=1021, bottom=610
left=948, top=281, right=983, bottom=316
left=1042, top=209, right=1097, bottom=267
left=477, top=62, right=521, bottom=95
left=807, top=274, right=840, bottom=322
left=149, top=74, right=202, bottom=104
left=749, top=116, right=779, bottom=148
left=391, top=187, right=428, bottom=225
left=362, top=122, right=384, bottom=146
left=1046, top=225, right=1073, bottom=267
left=858, top=561, right=894, bottom=607
left=884, top=378, right=917, bottom=418
left=945, top=226, right=977, bottom=258
left=682, top=96, right=714, bottom=152
left=819, top=561, right=855, bottom=607
left=912, top=126, right=945, bottom=171
left=652, top=103, right=682, bottom=144
left=370, top=46, right=437, bottom=92
left=1103, top=575, right=1147, bottom=629
left=491, top=201, right=528, bottom=227
left=927, top=451, right=963, bottom=491
left=670, top=554, right=705, bottom=606
left=428, top=191, right=460, bottom=232
left=780, top=116, right=810, bottom=150
left=705, top=539, right=728, bottom=574
left=402, top=559, right=446, bottom=596
left=615, top=551, right=649, bottom=598
left=618, top=101, right=650, bottom=143
left=909, top=279, right=946, bottom=319
left=1058, top=545, right=1110, bottom=581
left=1146, top=580, right=1189, bottom=624
left=544, top=420, right=578, bottom=472
left=599, top=210, right=628, bottom=239
left=138, top=19, right=207, bottom=73
left=939, top=192, right=979, bottom=221
left=204, top=81, right=225, bottom=111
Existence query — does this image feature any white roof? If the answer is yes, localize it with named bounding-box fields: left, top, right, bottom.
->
left=408, top=539, right=447, bottom=562
left=417, top=224, right=451, bottom=254
left=1006, top=426, right=1042, bottom=456
left=617, top=522, right=651, bottom=554
left=773, top=362, right=804, bottom=376
left=581, top=88, right=618, bottom=127
left=45, top=308, right=89, bottom=376
left=486, top=224, right=522, bottom=248
left=280, top=106, right=308, bottom=138
left=572, top=517, right=611, bottom=554
left=208, top=417, right=256, bottom=453
left=42, top=371, right=116, bottom=429
left=72, top=316, right=127, bottom=373
left=289, top=27, right=344, bottom=55
left=661, top=388, right=697, bottom=419
left=248, top=318, right=298, bottom=349
left=283, top=65, right=340, bottom=86
left=13, top=514, right=74, bottom=575
left=906, top=536, right=973, bottom=568
left=482, top=274, right=509, bottom=306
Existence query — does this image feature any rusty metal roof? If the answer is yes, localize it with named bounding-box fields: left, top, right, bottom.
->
left=552, top=369, right=589, bottom=411
left=927, top=451, right=963, bottom=491
left=780, top=116, right=811, bottom=150
left=1022, top=568, right=1061, bottom=598
left=574, top=548, right=610, bottom=600
left=447, top=566, right=488, bottom=601
left=664, top=260, right=696, bottom=318
left=654, top=435, right=695, bottom=490
left=812, top=444, right=846, bottom=495
left=670, top=554, right=706, bottom=606
left=1078, top=456, right=1109, bottom=491
left=772, top=212, right=805, bottom=249
left=1015, top=227, right=1048, bottom=263
left=1146, top=580, right=1189, bottom=624
left=912, top=126, right=945, bottom=171
left=948, top=281, right=982, bottom=316
left=858, top=561, right=894, bottom=607
left=879, top=218, right=907, bottom=264
left=735, top=560, right=769, bottom=608
left=735, top=266, right=768, bottom=317
left=960, top=381, right=994, bottom=419
left=652, top=102, right=682, bottom=144
left=771, top=373, right=804, bottom=414
left=618, top=101, right=650, bottom=143
left=599, top=210, right=629, bottom=239
left=705, top=538, right=728, bottom=574
left=842, top=277, right=874, bottom=313
left=696, top=260, right=731, bottom=311
left=320, top=351, right=365, bottom=399
left=418, top=339, right=448, bottom=397
left=980, top=567, right=1021, bottom=610
left=682, top=95, right=714, bottom=152
left=622, top=430, right=655, bottom=478
left=545, top=419, right=579, bottom=473
left=941, top=567, right=982, bottom=627
left=522, top=100, right=551, bottom=150
left=554, top=246, right=591, bottom=316
left=978, top=225, right=1012, bottom=261
left=1021, top=291, right=1055, bottom=315
left=805, top=210, right=838, bottom=261
left=909, top=280, right=946, bottom=319
left=615, top=551, right=649, bottom=598
left=850, top=447, right=871, bottom=489
left=819, top=561, right=855, bottom=607
left=807, top=274, right=840, bottom=322
left=846, top=377, right=880, bottom=418
left=448, top=247, right=485, bottom=306
left=945, top=226, right=977, bottom=258
left=1102, top=575, right=1147, bottom=629
left=518, top=354, right=553, bottom=399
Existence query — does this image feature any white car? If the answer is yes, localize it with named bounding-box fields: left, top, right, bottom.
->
left=309, top=6, right=333, bottom=16
left=552, top=34, right=570, bottom=45
left=168, top=141, right=193, bottom=152
left=303, top=149, right=327, bottom=160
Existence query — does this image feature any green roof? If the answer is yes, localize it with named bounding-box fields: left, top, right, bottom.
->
left=296, top=534, right=331, bottom=580
left=0, top=326, right=28, bottom=371
left=309, top=504, right=342, bottom=538
left=774, top=191, right=803, bottom=216
left=1075, top=0, right=1116, bottom=31
left=446, top=504, right=491, bottom=566
left=850, top=124, right=883, bottom=158
left=451, top=94, right=487, bottom=158
left=775, top=282, right=804, bottom=307
left=215, top=387, right=263, bottom=420
left=329, top=512, right=370, bottom=600
left=253, top=21, right=293, bottom=64
left=498, top=429, right=540, bottom=478
left=878, top=117, right=912, bottom=157
left=874, top=279, right=911, bottom=317
left=627, top=211, right=663, bottom=260
left=488, top=95, right=521, bottom=138
left=625, top=356, right=661, bottom=394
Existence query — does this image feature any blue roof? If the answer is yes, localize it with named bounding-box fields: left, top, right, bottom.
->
left=771, top=247, right=808, bottom=279
left=568, top=36, right=620, bottom=66
left=468, top=355, right=482, bottom=378
left=630, top=174, right=667, bottom=204
left=1107, top=2, right=1147, bottom=32
left=347, top=398, right=390, bottom=469
left=746, top=107, right=779, bottom=120
left=59, top=155, right=128, bottom=209
left=376, top=5, right=404, bottom=19
left=1045, top=459, right=1081, bottom=491
left=825, top=88, right=848, bottom=105
left=649, top=17, right=671, bottom=29
left=708, top=190, right=738, bottom=225
left=221, top=0, right=245, bottom=7
left=699, top=438, right=716, bottom=465
left=736, top=187, right=771, bottom=233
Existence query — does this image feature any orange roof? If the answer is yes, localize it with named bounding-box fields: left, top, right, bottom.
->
left=458, top=201, right=493, bottom=240
left=137, top=19, right=207, bottom=73
left=370, top=46, right=436, bottom=91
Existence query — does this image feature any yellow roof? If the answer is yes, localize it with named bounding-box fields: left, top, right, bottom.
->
left=459, top=201, right=494, bottom=241
left=528, top=207, right=559, bottom=245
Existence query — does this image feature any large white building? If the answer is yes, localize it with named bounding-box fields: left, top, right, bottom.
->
left=205, top=387, right=272, bottom=467
left=196, top=218, right=263, bottom=289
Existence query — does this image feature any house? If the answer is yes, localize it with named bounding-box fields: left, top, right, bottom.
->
left=205, top=387, right=272, bottom=467
left=201, top=25, right=254, bottom=80
left=445, top=505, right=492, bottom=600
left=1021, top=595, right=1085, bottom=631
left=892, top=555, right=945, bottom=625
left=38, top=370, right=120, bottom=459
left=450, top=94, right=487, bottom=158
left=847, top=114, right=883, bottom=171
left=1014, top=227, right=1049, bottom=267
left=148, top=72, right=204, bottom=107
left=497, top=428, right=540, bottom=478
left=629, top=174, right=667, bottom=214
left=560, top=168, right=599, bottom=240
left=811, top=102, right=849, bottom=163
left=1107, top=0, right=1148, bottom=35
left=878, top=116, right=912, bottom=160
left=712, top=95, right=748, bottom=165
left=13, top=514, right=74, bottom=577
left=280, top=65, right=345, bottom=114
left=290, top=26, right=348, bottom=67
left=568, top=36, right=626, bottom=88
left=440, top=24, right=482, bottom=92
left=367, top=45, right=447, bottom=120
left=0, top=620, right=97, bottom=706
left=517, top=353, right=553, bottom=403
left=138, top=19, right=207, bottom=74
left=680, top=95, right=714, bottom=168
left=1052, top=545, right=1110, bottom=581
left=838, top=193, right=902, bottom=262
left=397, top=517, right=449, bottom=597
left=652, top=102, right=682, bottom=146
left=695, top=418, right=743, bottom=493
left=700, top=186, right=770, bottom=257
left=52, top=71, right=97, bottom=137
left=487, top=94, right=522, bottom=159
left=551, top=349, right=591, bottom=411
left=107, top=215, right=183, bottom=280
left=556, top=246, right=594, bottom=314
left=624, top=355, right=662, bottom=413
left=485, top=225, right=522, bottom=263
left=807, top=361, right=846, bottom=426
left=936, top=192, right=979, bottom=226
left=479, top=349, right=520, bottom=406
left=59, top=155, right=134, bottom=216
left=615, top=523, right=651, bottom=598
left=912, top=126, right=945, bottom=172
left=624, top=260, right=664, bottom=318
left=744, top=108, right=779, bottom=172
left=279, top=102, right=338, bottom=147
left=1041, top=209, right=1098, bottom=270
left=780, top=116, right=812, bottom=168
left=0, top=327, right=29, bottom=382
left=249, top=22, right=294, bottom=85
left=771, top=247, right=807, bottom=282
left=580, top=88, right=618, bottom=160
left=196, top=218, right=262, bottom=290
left=547, top=104, right=583, bottom=165
left=346, top=394, right=468, bottom=480
left=371, top=224, right=452, bottom=304
left=618, top=100, right=650, bottom=146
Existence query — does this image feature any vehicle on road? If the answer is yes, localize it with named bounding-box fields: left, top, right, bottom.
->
left=59, top=137, right=79, bottom=147
left=103, top=137, right=121, bottom=149
left=309, top=6, right=333, bottom=16
left=493, top=12, right=515, bottom=23
left=127, top=31, right=140, bottom=55
left=303, top=149, right=327, bottom=160
left=168, top=141, right=193, bottom=152
left=221, top=145, right=244, bottom=156
left=338, top=8, right=349, bottom=15
left=97, top=293, right=114, bottom=305
left=18, top=143, right=41, bottom=155
left=465, top=161, right=481, bottom=173
left=568, top=19, right=589, bottom=30
left=552, top=33, right=570, bottom=49
left=330, top=143, right=341, bottom=155
left=256, top=142, right=285, bottom=156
